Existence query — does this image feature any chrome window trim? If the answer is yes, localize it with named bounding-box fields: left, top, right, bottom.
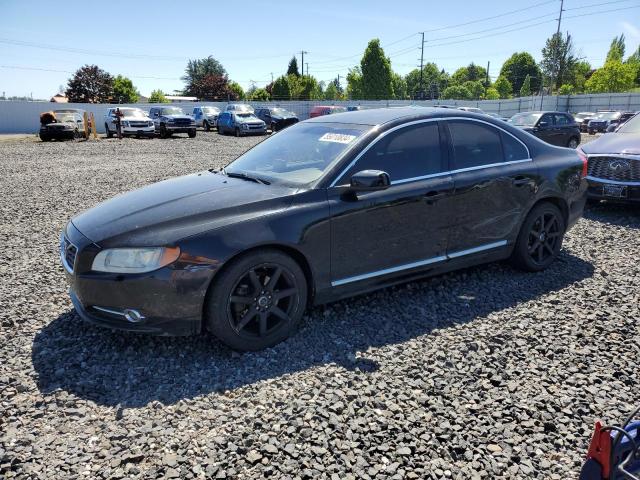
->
left=329, top=116, right=531, bottom=188
left=586, top=175, right=640, bottom=186
left=331, top=240, right=507, bottom=287
left=93, top=306, right=126, bottom=317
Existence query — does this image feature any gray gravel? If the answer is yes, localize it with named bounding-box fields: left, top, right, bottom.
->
left=1, top=132, right=639, bottom=479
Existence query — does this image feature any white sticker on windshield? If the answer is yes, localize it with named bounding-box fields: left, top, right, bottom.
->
left=319, top=132, right=357, bottom=144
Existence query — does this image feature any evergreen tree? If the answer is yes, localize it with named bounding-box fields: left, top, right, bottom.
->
left=287, top=57, right=300, bottom=77
left=519, top=74, right=532, bottom=97
left=360, top=39, right=393, bottom=100
left=606, top=34, right=626, bottom=63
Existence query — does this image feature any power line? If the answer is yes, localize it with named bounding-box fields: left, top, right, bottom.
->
left=564, top=0, right=635, bottom=11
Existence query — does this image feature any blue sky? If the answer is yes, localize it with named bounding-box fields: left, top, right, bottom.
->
left=1, top=0, right=639, bottom=99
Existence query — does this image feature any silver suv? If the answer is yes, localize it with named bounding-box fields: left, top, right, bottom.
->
left=104, top=107, right=154, bottom=138
left=192, top=106, right=220, bottom=131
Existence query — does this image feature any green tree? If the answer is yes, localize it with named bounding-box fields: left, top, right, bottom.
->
left=227, top=81, right=245, bottom=100
left=626, top=46, right=640, bottom=86
left=182, top=56, right=227, bottom=96
left=148, top=89, right=169, bottom=103
left=290, top=75, right=322, bottom=100
left=112, top=75, right=139, bottom=103
left=494, top=76, right=513, bottom=99
left=540, top=33, right=578, bottom=91
left=346, top=67, right=364, bottom=100
left=519, top=74, right=532, bottom=97
left=499, top=52, right=541, bottom=95
left=606, top=34, right=626, bottom=63
left=585, top=61, right=636, bottom=93
left=484, top=87, right=500, bottom=100
left=287, top=56, right=300, bottom=77
left=405, top=63, right=443, bottom=99
left=441, top=85, right=472, bottom=100
left=324, top=81, right=342, bottom=100
left=272, top=75, right=291, bottom=100
left=558, top=84, right=575, bottom=95
left=249, top=88, right=270, bottom=101
left=463, top=80, right=484, bottom=99
left=569, top=60, right=593, bottom=92
left=451, top=63, right=487, bottom=86
left=360, top=39, right=393, bottom=99
left=391, top=72, right=407, bottom=99
left=65, top=64, right=113, bottom=103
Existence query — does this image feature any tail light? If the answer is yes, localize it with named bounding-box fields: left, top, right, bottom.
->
left=577, top=148, right=588, bottom=178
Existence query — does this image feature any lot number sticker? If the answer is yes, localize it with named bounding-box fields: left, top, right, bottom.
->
left=319, top=133, right=357, bottom=144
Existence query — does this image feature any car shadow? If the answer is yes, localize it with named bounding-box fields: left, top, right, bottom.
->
left=32, top=252, right=594, bottom=408
left=584, top=202, right=640, bottom=229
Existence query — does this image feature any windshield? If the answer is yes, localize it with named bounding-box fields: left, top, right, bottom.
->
left=617, top=114, right=640, bottom=133
left=594, top=112, right=620, bottom=120
left=271, top=108, right=291, bottom=115
left=574, top=113, right=594, bottom=120
left=120, top=109, right=145, bottom=118
left=224, top=122, right=372, bottom=186
left=202, top=107, right=219, bottom=114
left=230, top=105, right=253, bottom=112
left=236, top=113, right=256, bottom=119
left=161, top=107, right=184, bottom=115
left=509, top=113, right=542, bottom=126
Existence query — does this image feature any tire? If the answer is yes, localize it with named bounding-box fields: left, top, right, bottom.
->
left=588, top=130, right=595, bottom=136
left=510, top=202, right=565, bottom=272
left=205, top=249, right=308, bottom=351
left=567, top=137, right=579, bottom=148
left=73, top=129, right=81, bottom=140
left=218, top=127, right=224, bottom=135
left=271, top=122, right=276, bottom=133
left=105, top=123, right=113, bottom=138
left=188, top=129, right=196, bottom=138
left=204, top=121, right=210, bottom=132
left=159, top=125, right=169, bottom=139
left=235, top=127, right=241, bottom=137
left=39, top=134, right=51, bottom=142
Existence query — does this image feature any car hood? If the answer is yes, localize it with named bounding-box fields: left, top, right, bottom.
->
left=123, top=116, right=152, bottom=121
left=161, top=114, right=192, bottom=120
left=71, top=171, right=298, bottom=247
left=581, top=133, right=640, bottom=155
left=235, top=117, right=263, bottom=124
left=272, top=114, right=297, bottom=120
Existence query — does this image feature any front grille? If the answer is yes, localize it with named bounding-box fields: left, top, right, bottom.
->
left=247, top=123, right=264, bottom=130
left=173, top=119, right=191, bottom=127
left=588, top=156, right=640, bottom=182
left=129, top=121, right=149, bottom=128
left=61, top=236, right=77, bottom=272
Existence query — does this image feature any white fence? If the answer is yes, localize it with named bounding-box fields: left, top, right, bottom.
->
left=1, top=92, right=640, bottom=134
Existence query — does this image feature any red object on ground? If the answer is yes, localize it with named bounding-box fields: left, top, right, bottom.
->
left=586, top=421, right=612, bottom=479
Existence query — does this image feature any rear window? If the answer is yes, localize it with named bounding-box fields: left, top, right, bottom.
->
left=448, top=120, right=504, bottom=169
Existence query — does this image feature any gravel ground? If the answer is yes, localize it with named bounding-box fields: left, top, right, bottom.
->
left=1, top=132, right=639, bottom=479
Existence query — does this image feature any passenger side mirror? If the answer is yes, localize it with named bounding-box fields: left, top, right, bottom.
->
left=350, top=170, right=390, bottom=192
left=537, top=120, right=550, bottom=128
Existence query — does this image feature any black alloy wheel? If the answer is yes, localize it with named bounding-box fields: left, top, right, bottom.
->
left=567, top=137, right=579, bottom=148
left=206, top=249, right=307, bottom=351
left=511, top=202, right=565, bottom=272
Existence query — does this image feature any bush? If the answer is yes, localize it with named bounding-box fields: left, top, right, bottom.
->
left=148, top=89, right=168, bottom=103
left=558, top=84, right=575, bottom=95
left=484, top=87, right=500, bottom=100
left=442, top=85, right=472, bottom=100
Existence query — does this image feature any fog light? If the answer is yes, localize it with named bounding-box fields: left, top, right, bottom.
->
left=123, top=309, right=145, bottom=323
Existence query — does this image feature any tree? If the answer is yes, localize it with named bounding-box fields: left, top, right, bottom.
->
left=324, top=81, right=341, bottom=100
left=519, top=74, right=532, bottom=97
left=494, top=76, right=513, bottom=99
left=190, top=74, right=230, bottom=100
left=272, top=76, right=291, bottom=100
left=287, top=56, right=300, bottom=77
left=249, top=88, right=270, bottom=101
left=441, top=85, right=472, bottom=100
left=626, top=46, right=640, bottom=86
left=540, top=33, right=578, bottom=91
left=112, top=75, right=139, bottom=103
left=346, top=67, right=364, bottom=100
left=290, top=75, right=322, bottom=100
left=606, top=34, right=626, bottom=63
left=391, top=72, right=407, bottom=99
left=360, top=39, right=393, bottom=99
left=463, top=80, right=484, bottom=99
left=65, top=64, right=113, bottom=103
left=558, top=84, right=575, bottom=95
left=405, top=63, right=442, bottom=99
left=484, top=87, right=500, bottom=100
left=227, top=81, right=245, bottom=100
left=148, top=89, right=169, bottom=103
left=451, top=63, right=488, bottom=86
left=182, top=56, right=227, bottom=96
left=585, top=61, right=635, bottom=93
left=499, top=52, right=541, bottom=95
left=569, top=60, right=593, bottom=93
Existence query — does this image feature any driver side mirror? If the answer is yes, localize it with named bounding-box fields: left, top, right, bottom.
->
left=350, top=170, right=390, bottom=192
left=537, top=120, right=550, bottom=128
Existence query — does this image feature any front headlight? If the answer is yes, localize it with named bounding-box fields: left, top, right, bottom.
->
left=148, top=121, right=154, bottom=127
left=123, top=121, right=130, bottom=127
left=91, top=247, right=180, bottom=273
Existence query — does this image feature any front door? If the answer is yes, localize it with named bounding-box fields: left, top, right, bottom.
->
left=444, top=119, right=536, bottom=255
left=328, top=121, right=454, bottom=286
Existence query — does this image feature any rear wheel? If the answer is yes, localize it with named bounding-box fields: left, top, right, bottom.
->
left=511, top=202, right=565, bottom=272
left=567, top=137, right=579, bottom=148
left=205, top=249, right=307, bottom=351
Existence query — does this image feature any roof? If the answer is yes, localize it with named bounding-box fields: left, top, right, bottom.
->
left=50, top=94, right=68, bottom=103
left=305, top=106, right=489, bottom=126
left=165, top=95, right=198, bottom=101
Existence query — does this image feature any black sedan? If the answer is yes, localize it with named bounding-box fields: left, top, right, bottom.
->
left=254, top=107, right=298, bottom=132
left=509, top=111, right=581, bottom=148
left=581, top=112, right=640, bottom=203
left=60, top=107, right=587, bottom=351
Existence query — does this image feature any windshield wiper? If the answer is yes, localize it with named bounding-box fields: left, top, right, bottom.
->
left=223, top=170, right=270, bottom=185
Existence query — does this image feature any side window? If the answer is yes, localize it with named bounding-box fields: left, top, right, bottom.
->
left=338, top=122, right=443, bottom=184
left=539, top=113, right=553, bottom=126
left=553, top=113, right=569, bottom=126
left=448, top=120, right=503, bottom=170
left=501, top=132, right=529, bottom=162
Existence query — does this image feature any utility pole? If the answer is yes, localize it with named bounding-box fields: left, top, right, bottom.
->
left=270, top=72, right=274, bottom=83
left=556, top=0, right=564, bottom=36
left=485, top=61, right=490, bottom=96
left=552, top=0, right=565, bottom=93
left=300, top=50, right=308, bottom=76
left=418, top=32, right=425, bottom=99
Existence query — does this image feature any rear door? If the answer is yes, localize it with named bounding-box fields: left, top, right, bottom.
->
left=535, top=113, right=555, bottom=145
left=445, top=118, right=535, bottom=256
left=552, top=113, right=573, bottom=146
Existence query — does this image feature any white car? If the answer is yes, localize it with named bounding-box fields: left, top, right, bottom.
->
left=192, top=106, right=220, bottom=131
left=104, top=107, right=155, bottom=138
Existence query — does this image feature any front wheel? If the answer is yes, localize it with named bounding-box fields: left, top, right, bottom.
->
left=188, top=129, right=196, bottom=138
left=567, top=137, right=579, bottom=148
left=235, top=127, right=241, bottom=137
left=511, top=202, right=565, bottom=272
left=205, top=249, right=308, bottom=351
left=105, top=123, right=113, bottom=138
left=159, top=125, right=169, bottom=138
left=204, top=121, right=210, bottom=132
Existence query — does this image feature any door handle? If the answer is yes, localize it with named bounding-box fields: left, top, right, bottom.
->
left=424, top=190, right=446, bottom=203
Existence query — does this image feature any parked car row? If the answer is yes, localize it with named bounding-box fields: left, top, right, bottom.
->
left=572, top=110, right=638, bottom=134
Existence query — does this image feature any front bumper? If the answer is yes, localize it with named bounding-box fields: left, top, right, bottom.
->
left=122, top=126, right=155, bottom=137
left=586, top=177, right=640, bottom=203
left=164, top=125, right=196, bottom=133
left=588, top=123, right=607, bottom=132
